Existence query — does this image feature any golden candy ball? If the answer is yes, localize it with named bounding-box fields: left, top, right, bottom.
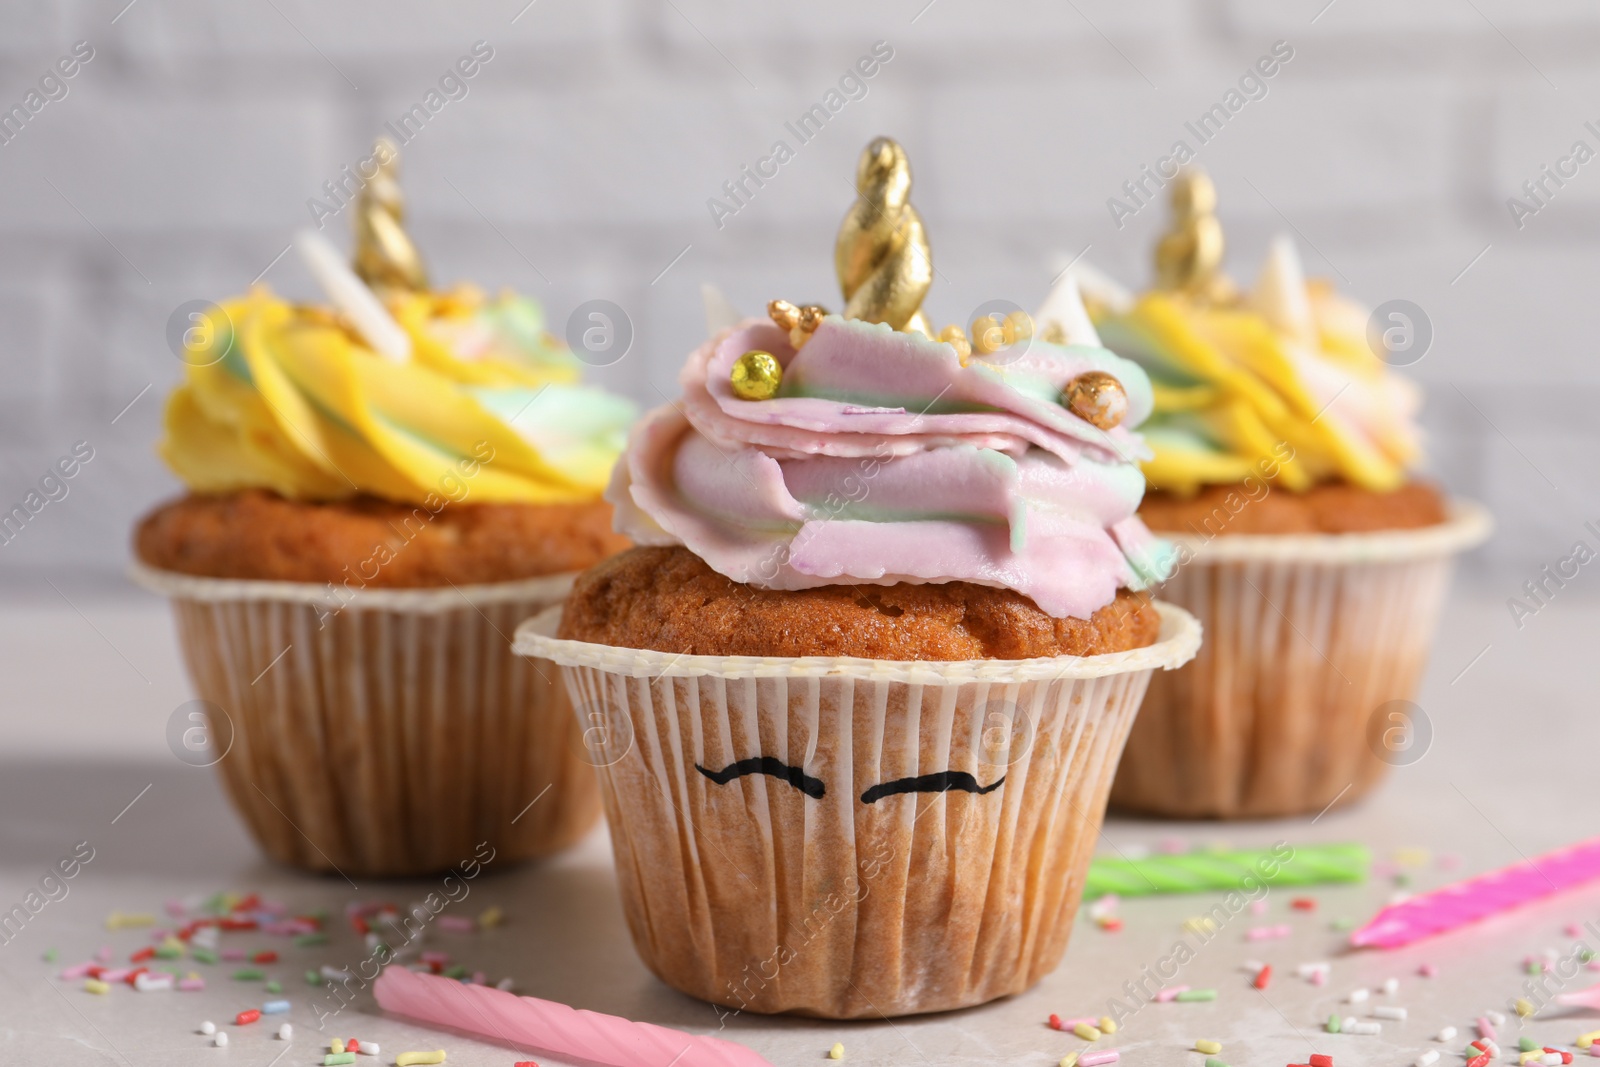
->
left=767, top=299, right=801, bottom=331
left=1063, top=370, right=1128, bottom=430
left=730, top=350, right=783, bottom=401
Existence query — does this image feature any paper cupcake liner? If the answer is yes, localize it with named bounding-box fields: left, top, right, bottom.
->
left=1110, top=500, right=1491, bottom=820
left=514, top=602, right=1199, bottom=1019
left=130, top=562, right=601, bottom=877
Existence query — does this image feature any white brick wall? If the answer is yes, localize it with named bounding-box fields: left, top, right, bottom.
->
left=0, top=0, right=1594, bottom=596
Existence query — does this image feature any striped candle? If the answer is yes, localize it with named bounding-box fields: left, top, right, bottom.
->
left=1350, top=836, right=1600, bottom=949
left=373, top=966, right=772, bottom=1067
left=1085, top=844, right=1368, bottom=898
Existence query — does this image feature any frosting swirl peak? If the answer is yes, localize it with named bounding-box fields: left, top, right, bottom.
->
left=160, top=285, right=635, bottom=506
left=610, top=315, right=1171, bottom=620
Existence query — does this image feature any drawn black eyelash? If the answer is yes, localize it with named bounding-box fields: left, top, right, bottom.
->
left=695, top=757, right=826, bottom=799
left=859, top=770, right=1005, bottom=805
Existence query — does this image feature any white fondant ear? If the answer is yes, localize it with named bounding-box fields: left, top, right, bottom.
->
left=294, top=229, right=412, bottom=362
left=1050, top=258, right=1133, bottom=314
left=701, top=283, right=742, bottom=338
left=1252, top=234, right=1314, bottom=340
left=1034, top=274, right=1102, bottom=348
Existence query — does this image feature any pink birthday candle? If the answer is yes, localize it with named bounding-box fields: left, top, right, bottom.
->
left=373, top=965, right=773, bottom=1067
left=1349, top=835, right=1600, bottom=949
left=1556, top=982, right=1600, bottom=1010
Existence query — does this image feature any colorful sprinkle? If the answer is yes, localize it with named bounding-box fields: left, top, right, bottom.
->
left=1310, top=1056, right=1332, bottom=1067
left=1326, top=1015, right=1341, bottom=1034
left=323, top=1055, right=356, bottom=1067
left=277, top=1024, right=293, bottom=1040
left=1156, top=986, right=1189, bottom=1002
left=1254, top=964, right=1272, bottom=990
left=1176, top=990, right=1217, bottom=1003
left=1074, top=1023, right=1102, bottom=1041
left=395, top=1053, right=447, bottom=1067
left=1079, top=1052, right=1120, bottom=1067
left=213, top=1032, right=229, bottom=1048
left=232, top=968, right=265, bottom=981
left=1195, top=1040, right=1223, bottom=1054
left=828, top=1043, right=844, bottom=1060
left=1098, top=1016, right=1118, bottom=1036
left=1517, top=998, right=1536, bottom=1017
left=1374, top=1006, right=1407, bottom=1020
left=1437, top=1027, right=1458, bottom=1042
left=83, top=978, right=109, bottom=995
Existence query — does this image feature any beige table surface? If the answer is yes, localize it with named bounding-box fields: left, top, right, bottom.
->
left=1, top=584, right=1596, bottom=1067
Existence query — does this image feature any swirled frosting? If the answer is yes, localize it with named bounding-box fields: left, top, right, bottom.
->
left=161, top=285, right=635, bottom=505
left=609, top=315, right=1173, bottom=620
left=1091, top=237, right=1423, bottom=496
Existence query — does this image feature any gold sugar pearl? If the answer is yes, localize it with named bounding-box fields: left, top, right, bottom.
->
left=938, top=324, right=972, bottom=361
left=970, top=310, right=1033, bottom=356
left=768, top=299, right=800, bottom=332
left=1063, top=370, right=1128, bottom=430
left=970, top=314, right=1005, bottom=356
left=767, top=299, right=828, bottom=350
left=731, top=350, right=783, bottom=401
left=797, top=304, right=827, bottom=335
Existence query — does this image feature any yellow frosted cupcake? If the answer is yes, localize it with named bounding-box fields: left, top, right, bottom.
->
left=132, top=140, right=636, bottom=875
left=1071, top=171, right=1489, bottom=819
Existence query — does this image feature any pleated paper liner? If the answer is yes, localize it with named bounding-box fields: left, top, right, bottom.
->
left=514, top=601, right=1200, bottom=1019
left=1110, top=500, right=1492, bottom=820
left=130, top=562, right=602, bottom=877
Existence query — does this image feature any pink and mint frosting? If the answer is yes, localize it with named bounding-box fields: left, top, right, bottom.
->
left=608, top=315, right=1172, bottom=621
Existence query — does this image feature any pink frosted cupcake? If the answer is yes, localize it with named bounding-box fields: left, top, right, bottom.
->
left=516, top=138, right=1199, bottom=1018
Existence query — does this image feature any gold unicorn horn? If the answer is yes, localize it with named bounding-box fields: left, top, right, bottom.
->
left=353, top=137, right=428, bottom=292
left=1154, top=169, right=1234, bottom=303
left=835, top=137, right=933, bottom=336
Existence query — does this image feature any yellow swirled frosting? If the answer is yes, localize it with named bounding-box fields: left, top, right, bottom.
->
left=1089, top=238, right=1422, bottom=496
left=161, top=284, right=636, bottom=505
